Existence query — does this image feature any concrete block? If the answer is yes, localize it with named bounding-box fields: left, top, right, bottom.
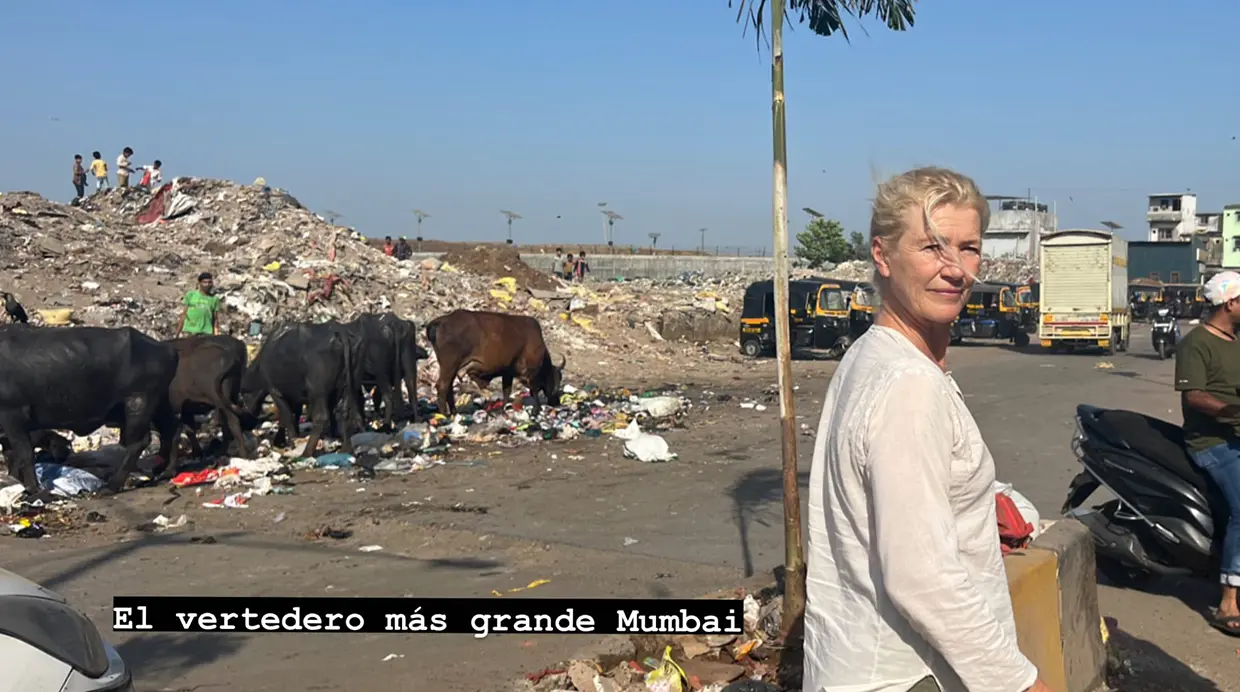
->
left=1032, top=521, right=1107, bottom=692
left=1003, top=520, right=1107, bottom=692
left=1005, top=548, right=1067, bottom=691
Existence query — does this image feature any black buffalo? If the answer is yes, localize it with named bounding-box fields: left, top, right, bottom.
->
left=425, top=310, right=565, bottom=417
left=378, top=313, right=429, bottom=422
left=166, top=335, right=253, bottom=470
left=346, top=313, right=403, bottom=431
left=0, top=325, right=179, bottom=494
left=242, top=320, right=362, bottom=457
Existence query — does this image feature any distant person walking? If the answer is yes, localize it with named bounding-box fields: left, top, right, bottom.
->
left=72, top=154, right=86, bottom=201
left=116, top=147, right=135, bottom=188
left=140, top=160, right=163, bottom=188
left=574, top=250, right=590, bottom=282
left=396, top=236, right=412, bottom=260
left=179, top=272, right=222, bottom=336
left=382, top=236, right=396, bottom=257
left=90, top=151, right=109, bottom=192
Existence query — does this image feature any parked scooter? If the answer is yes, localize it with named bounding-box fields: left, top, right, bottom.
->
left=1151, top=307, right=1180, bottom=360
left=1061, top=403, right=1229, bottom=585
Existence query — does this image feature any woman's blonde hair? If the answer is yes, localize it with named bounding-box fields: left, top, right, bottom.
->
left=869, top=166, right=989, bottom=288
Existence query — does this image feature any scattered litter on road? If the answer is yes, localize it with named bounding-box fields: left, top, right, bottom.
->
left=35, top=463, right=103, bottom=497
left=623, top=537, right=639, bottom=546
left=381, top=654, right=404, bottom=662
left=491, top=579, right=552, bottom=597
left=358, top=544, right=383, bottom=552
left=202, top=493, right=250, bottom=509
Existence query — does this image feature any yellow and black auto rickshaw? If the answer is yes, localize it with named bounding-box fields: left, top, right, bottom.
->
left=1128, top=280, right=1163, bottom=321
left=739, top=278, right=872, bottom=358
left=949, top=282, right=1031, bottom=347
left=1015, top=282, right=1039, bottom=332
left=1162, top=283, right=1205, bottom=320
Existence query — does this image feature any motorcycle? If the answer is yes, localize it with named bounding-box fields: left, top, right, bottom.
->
left=1151, top=307, right=1179, bottom=360
left=1061, top=403, right=1229, bottom=585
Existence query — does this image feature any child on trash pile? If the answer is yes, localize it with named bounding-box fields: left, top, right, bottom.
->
left=89, top=151, right=109, bottom=192
left=72, top=154, right=86, bottom=201
left=116, top=147, right=135, bottom=188
left=140, top=160, right=162, bottom=188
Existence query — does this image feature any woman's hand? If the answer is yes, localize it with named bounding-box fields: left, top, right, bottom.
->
left=1027, top=679, right=1052, bottom=692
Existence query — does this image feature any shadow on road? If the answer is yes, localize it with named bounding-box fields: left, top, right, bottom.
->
left=25, top=526, right=504, bottom=593
left=1105, top=617, right=1223, bottom=691
left=117, top=632, right=248, bottom=688
left=729, top=468, right=809, bottom=578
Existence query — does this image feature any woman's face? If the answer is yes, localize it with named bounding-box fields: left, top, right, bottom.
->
left=872, top=203, right=982, bottom=325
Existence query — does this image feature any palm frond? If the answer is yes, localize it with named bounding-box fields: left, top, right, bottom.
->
left=730, top=0, right=917, bottom=46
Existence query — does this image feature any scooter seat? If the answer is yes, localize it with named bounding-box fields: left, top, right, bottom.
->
left=1093, top=408, right=1212, bottom=494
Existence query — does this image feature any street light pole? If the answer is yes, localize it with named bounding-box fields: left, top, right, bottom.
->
left=413, top=209, right=430, bottom=252
left=699, top=227, right=707, bottom=254
left=501, top=210, right=522, bottom=245
left=603, top=210, right=623, bottom=253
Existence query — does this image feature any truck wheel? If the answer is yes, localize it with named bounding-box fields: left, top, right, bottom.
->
left=741, top=340, right=762, bottom=358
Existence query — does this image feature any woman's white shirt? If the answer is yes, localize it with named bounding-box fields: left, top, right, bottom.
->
left=803, top=325, right=1038, bottom=692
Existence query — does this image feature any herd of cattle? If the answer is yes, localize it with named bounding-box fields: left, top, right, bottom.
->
left=0, top=309, right=568, bottom=497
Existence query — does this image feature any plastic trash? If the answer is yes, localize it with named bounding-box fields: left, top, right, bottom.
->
left=35, top=463, right=103, bottom=497
left=0, top=484, right=24, bottom=511
left=636, top=396, right=683, bottom=419
left=202, top=493, right=249, bottom=509
left=623, top=432, right=677, bottom=463
left=315, top=453, right=355, bottom=468
left=644, top=645, right=686, bottom=692
left=994, top=481, right=1042, bottom=540
left=350, top=431, right=392, bottom=448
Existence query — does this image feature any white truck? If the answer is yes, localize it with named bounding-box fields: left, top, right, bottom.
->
left=1038, top=228, right=1130, bottom=354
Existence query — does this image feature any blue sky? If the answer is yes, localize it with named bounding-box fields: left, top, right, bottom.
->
left=2, top=1, right=1237, bottom=251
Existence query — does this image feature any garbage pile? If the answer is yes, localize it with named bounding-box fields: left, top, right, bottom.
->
left=519, top=588, right=788, bottom=692
left=0, top=383, right=695, bottom=535
left=802, top=257, right=1038, bottom=285
left=0, top=179, right=754, bottom=377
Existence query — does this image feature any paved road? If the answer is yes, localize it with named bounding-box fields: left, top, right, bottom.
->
left=4, top=322, right=1236, bottom=691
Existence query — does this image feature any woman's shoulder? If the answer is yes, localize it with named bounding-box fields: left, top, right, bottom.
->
left=836, top=329, right=951, bottom=401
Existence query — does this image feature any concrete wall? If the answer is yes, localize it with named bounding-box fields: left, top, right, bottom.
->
left=986, top=208, right=1057, bottom=261
left=408, top=252, right=775, bottom=280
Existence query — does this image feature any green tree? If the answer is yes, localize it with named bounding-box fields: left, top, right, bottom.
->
left=728, top=0, right=918, bottom=638
left=848, top=231, right=868, bottom=261
left=795, top=218, right=850, bottom=267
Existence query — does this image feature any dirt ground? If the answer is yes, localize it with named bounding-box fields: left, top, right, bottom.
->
left=4, top=322, right=1239, bottom=691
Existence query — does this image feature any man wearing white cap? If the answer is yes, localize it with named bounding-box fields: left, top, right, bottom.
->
left=1175, top=270, right=1240, bottom=635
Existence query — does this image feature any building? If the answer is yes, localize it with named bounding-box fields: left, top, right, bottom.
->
left=1129, top=238, right=1207, bottom=284
left=1196, top=211, right=1224, bottom=272
left=1223, top=204, right=1240, bottom=269
left=983, top=196, right=1057, bottom=260
left=1147, top=192, right=1198, bottom=241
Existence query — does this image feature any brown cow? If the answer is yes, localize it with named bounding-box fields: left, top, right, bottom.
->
left=425, top=310, right=566, bottom=417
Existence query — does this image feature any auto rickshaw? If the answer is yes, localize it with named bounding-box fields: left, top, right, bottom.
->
left=1015, top=282, right=1039, bottom=332
left=850, top=282, right=877, bottom=337
left=739, top=278, right=829, bottom=357
left=1128, top=281, right=1163, bottom=321
left=1162, top=283, right=1205, bottom=320
left=739, top=278, right=869, bottom=358
left=950, top=282, right=1030, bottom=347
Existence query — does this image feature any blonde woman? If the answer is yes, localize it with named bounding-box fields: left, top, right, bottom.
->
left=802, top=167, right=1049, bottom=692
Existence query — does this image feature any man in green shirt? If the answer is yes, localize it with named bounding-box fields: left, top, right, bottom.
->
left=180, top=272, right=222, bottom=336
left=1175, top=270, right=1240, bottom=635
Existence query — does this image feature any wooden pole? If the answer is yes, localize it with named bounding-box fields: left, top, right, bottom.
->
left=769, top=0, right=805, bottom=635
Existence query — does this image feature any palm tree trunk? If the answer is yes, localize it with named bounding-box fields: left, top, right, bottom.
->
left=769, top=0, right=806, bottom=637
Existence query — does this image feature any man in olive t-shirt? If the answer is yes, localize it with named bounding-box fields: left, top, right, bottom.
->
left=1175, top=270, right=1240, bottom=635
left=180, top=272, right=221, bottom=336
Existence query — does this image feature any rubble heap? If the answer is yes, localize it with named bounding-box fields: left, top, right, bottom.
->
left=811, top=257, right=1038, bottom=284
left=0, top=179, right=755, bottom=376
